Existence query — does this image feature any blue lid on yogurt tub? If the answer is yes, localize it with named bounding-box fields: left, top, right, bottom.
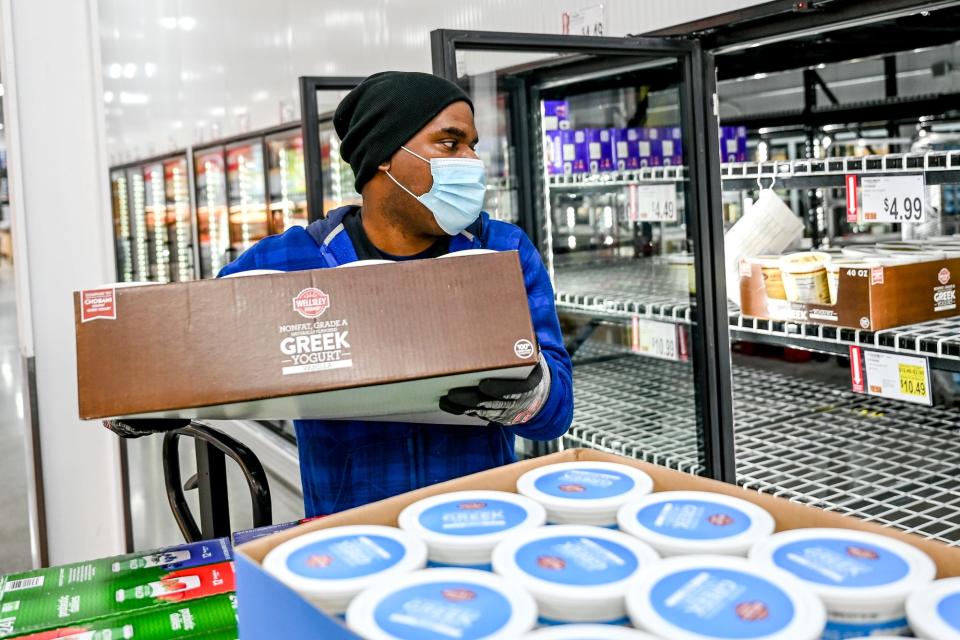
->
left=517, top=462, right=654, bottom=526
left=346, top=568, right=537, bottom=640
left=492, top=524, right=660, bottom=624
left=626, top=555, right=826, bottom=640
left=907, top=577, right=960, bottom=640
left=263, top=525, right=427, bottom=614
left=398, top=491, right=546, bottom=566
left=521, top=624, right=664, bottom=639
left=749, top=528, right=936, bottom=610
left=617, top=491, right=775, bottom=557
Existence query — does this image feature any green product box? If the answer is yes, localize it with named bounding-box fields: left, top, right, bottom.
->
left=0, top=540, right=231, bottom=592
left=0, top=562, right=234, bottom=638
left=9, top=593, right=237, bottom=639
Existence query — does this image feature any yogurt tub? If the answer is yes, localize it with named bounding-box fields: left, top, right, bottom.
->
left=626, top=554, right=826, bottom=640
left=398, top=490, right=546, bottom=569
left=616, top=491, right=775, bottom=557
left=262, top=525, right=428, bottom=615
left=491, top=524, right=660, bottom=624
left=521, top=625, right=663, bottom=639
left=748, top=255, right=787, bottom=301
left=906, top=577, right=960, bottom=640
left=667, top=254, right=696, bottom=295
left=749, top=527, right=936, bottom=638
left=346, top=567, right=537, bottom=640
left=779, top=252, right=832, bottom=304
left=516, top=462, right=655, bottom=526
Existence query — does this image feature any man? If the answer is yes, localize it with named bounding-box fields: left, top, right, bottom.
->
left=113, top=72, right=574, bottom=517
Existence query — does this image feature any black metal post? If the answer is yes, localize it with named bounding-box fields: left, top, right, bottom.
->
left=803, top=69, right=822, bottom=249
left=885, top=55, right=900, bottom=151
left=194, top=439, right=231, bottom=540
left=685, top=46, right=736, bottom=484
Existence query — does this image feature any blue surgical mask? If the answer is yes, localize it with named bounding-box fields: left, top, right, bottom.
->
left=385, top=146, right=487, bottom=235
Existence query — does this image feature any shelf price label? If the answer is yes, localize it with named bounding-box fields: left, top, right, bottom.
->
left=636, top=184, right=678, bottom=222
left=860, top=174, right=926, bottom=223
left=852, top=349, right=933, bottom=406
left=631, top=317, right=679, bottom=361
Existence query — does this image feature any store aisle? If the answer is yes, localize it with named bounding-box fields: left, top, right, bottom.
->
left=0, top=261, right=32, bottom=573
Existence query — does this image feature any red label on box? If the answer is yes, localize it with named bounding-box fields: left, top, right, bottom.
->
left=846, top=174, right=859, bottom=222
left=849, top=345, right=865, bottom=393
left=80, top=288, right=116, bottom=323
left=293, top=288, right=330, bottom=318
left=871, top=267, right=885, bottom=285
left=939, top=268, right=951, bottom=285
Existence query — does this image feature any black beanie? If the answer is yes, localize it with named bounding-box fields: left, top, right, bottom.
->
left=334, top=71, right=473, bottom=193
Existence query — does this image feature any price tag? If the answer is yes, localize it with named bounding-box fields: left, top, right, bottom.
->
left=860, top=174, right=926, bottom=223
left=631, top=317, right=679, bottom=361
left=860, top=350, right=932, bottom=406
left=562, top=4, right=604, bottom=36
left=636, top=184, right=678, bottom=222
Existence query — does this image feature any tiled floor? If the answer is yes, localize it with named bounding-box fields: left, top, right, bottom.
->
left=0, top=260, right=33, bottom=573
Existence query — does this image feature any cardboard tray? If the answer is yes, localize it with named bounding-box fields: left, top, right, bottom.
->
left=739, top=257, right=960, bottom=330
left=235, top=449, right=960, bottom=639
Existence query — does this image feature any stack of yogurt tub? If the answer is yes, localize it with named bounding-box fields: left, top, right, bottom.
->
left=261, top=460, right=955, bottom=639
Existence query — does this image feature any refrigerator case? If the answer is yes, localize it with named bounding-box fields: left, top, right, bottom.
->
left=267, top=130, right=308, bottom=233
left=110, top=170, right=134, bottom=282
left=432, top=31, right=731, bottom=480
left=225, top=141, right=269, bottom=254
left=127, top=167, right=150, bottom=282
left=319, top=120, right=361, bottom=214
left=164, top=156, right=195, bottom=282
left=194, top=148, right=231, bottom=278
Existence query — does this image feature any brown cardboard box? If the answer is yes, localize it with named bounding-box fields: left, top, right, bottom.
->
left=74, top=251, right=538, bottom=422
left=235, top=449, right=960, bottom=638
left=740, top=257, right=960, bottom=330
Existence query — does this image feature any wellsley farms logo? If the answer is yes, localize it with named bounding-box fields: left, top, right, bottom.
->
left=939, top=268, right=951, bottom=285
left=293, top=288, right=330, bottom=318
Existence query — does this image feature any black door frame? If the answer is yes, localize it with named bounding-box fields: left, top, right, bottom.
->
left=430, top=29, right=735, bottom=483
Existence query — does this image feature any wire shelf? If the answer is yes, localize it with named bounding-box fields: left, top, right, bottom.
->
left=566, top=352, right=960, bottom=544
left=548, top=165, right=688, bottom=188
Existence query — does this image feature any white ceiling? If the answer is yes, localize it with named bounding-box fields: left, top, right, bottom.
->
left=98, top=0, right=769, bottom=165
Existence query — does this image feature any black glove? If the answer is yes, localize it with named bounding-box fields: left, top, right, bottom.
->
left=440, top=356, right=551, bottom=426
left=102, top=418, right=190, bottom=439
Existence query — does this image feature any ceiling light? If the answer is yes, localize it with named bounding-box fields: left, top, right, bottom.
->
left=171, top=120, right=183, bottom=129
left=119, top=92, right=149, bottom=105
left=210, top=106, right=226, bottom=117
left=160, top=16, right=177, bottom=29
left=179, top=16, right=196, bottom=31
left=144, top=63, right=157, bottom=78
left=108, top=63, right=122, bottom=79
left=123, top=63, right=136, bottom=79
left=104, top=90, right=115, bottom=103
left=252, top=90, right=269, bottom=102
left=232, top=106, right=248, bottom=116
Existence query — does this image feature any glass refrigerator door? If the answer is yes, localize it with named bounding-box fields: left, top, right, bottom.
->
left=434, top=33, right=731, bottom=480
left=226, top=141, right=269, bottom=253
left=164, top=156, right=195, bottom=281
left=110, top=170, right=134, bottom=282
left=143, top=162, right=171, bottom=283
left=267, top=130, right=308, bottom=233
left=127, top=167, right=149, bottom=281
left=319, top=120, right=361, bottom=213
left=194, top=148, right=230, bottom=278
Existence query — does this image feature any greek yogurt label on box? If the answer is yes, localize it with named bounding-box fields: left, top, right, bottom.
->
left=650, top=568, right=795, bottom=638
left=419, top=499, right=528, bottom=536
left=534, top=468, right=635, bottom=500
left=373, top=582, right=512, bottom=639
left=636, top=500, right=752, bottom=540
left=515, top=535, right=638, bottom=586
left=771, top=538, right=908, bottom=587
left=937, top=592, right=960, bottom=631
left=286, top=534, right=405, bottom=580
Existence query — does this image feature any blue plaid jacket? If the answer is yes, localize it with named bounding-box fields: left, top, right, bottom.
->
left=219, top=206, right=573, bottom=516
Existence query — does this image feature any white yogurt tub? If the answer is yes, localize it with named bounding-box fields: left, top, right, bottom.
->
left=521, top=625, right=663, bottom=639
left=398, top=490, right=546, bottom=569
left=779, top=251, right=832, bottom=304
left=626, top=554, right=825, bottom=640
left=907, top=577, right=960, bottom=640
left=616, top=491, right=775, bottom=557
left=262, top=525, right=427, bottom=615
left=750, top=528, right=936, bottom=638
left=491, top=524, right=660, bottom=624
left=346, top=567, right=537, bottom=640
left=516, top=462, right=654, bottom=526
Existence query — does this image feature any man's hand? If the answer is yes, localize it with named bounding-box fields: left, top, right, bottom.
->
left=440, top=356, right=551, bottom=426
left=102, top=418, right=190, bottom=439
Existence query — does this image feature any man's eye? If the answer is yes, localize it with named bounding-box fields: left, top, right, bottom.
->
left=441, top=140, right=457, bottom=150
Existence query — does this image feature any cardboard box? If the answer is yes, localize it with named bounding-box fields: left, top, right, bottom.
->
left=74, top=252, right=538, bottom=423
left=739, top=257, right=960, bottom=330
left=235, top=449, right=960, bottom=640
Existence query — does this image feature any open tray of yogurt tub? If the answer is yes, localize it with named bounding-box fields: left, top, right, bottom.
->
left=234, top=449, right=960, bottom=639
